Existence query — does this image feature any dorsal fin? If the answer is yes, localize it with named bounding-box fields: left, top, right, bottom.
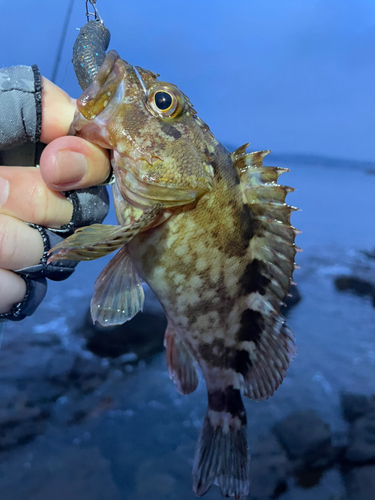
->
left=231, top=144, right=300, bottom=401
left=232, top=144, right=286, bottom=179
left=232, top=144, right=271, bottom=169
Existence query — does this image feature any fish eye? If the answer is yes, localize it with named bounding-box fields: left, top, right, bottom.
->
left=148, top=84, right=184, bottom=118
left=154, top=91, right=173, bottom=111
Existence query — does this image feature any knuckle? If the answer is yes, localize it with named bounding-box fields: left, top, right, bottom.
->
left=0, top=268, right=26, bottom=314
left=0, top=215, right=18, bottom=268
left=29, top=181, right=51, bottom=226
left=0, top=215, right=43, bottom=269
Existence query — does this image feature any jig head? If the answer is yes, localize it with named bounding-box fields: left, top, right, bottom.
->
left=86, top=0, right=103, bottom=23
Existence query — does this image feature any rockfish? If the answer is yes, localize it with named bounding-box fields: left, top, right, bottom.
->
left=49, top=48, right=299, bottom=499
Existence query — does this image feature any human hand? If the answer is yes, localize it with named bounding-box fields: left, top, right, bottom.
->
left=0, top=77, right=111, bottom=314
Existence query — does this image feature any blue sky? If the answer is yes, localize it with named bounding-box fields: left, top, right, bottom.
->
left=1, top=0, right=374, bottom=161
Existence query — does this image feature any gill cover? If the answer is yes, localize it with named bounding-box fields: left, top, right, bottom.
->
left=72, top=50, right=215, bottom=204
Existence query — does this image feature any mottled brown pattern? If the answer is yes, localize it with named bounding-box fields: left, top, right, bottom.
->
left=239, top=259, right=271, bottom=296
left=160, top=121, right=182, bottom=139
left=238, top=204, right=255, bottom=247
left=199, top=339, right=234, bottom=369
left=231, top=350, right=253, bottom=378
left=237, top=310, right=264, bottom=344
left=208, top=386, right=247, bottom=425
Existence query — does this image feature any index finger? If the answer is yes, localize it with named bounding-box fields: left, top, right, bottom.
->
left=40, top=77, right=76, bottom=143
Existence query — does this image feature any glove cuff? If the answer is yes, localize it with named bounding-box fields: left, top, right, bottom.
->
left=0, top=276, right=47, bottom=322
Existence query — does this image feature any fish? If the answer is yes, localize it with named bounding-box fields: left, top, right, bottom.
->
left=49, top=48, right=300, bottom=499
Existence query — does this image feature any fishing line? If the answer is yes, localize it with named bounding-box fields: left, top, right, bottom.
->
left=51, top=0, right=75, bottom=83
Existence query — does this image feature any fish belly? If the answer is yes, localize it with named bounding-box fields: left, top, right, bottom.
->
left=127, top=195, right=247, bottom=380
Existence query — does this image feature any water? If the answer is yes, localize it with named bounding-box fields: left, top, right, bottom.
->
left=0, top=156, right=374, bottom=499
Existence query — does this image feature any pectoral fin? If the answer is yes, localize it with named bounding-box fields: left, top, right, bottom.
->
left=91, top=245, right=144, bottom=326
left=48, top=203, right=163, bottom=262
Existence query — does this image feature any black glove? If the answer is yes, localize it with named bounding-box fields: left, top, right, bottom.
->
left=0, top=65, right=109, bottom=321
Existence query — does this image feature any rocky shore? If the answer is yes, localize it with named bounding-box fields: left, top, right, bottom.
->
left=0, top=277, right=374, bottom=500
left=0, top=149, right=374, bottom=499
left=334, top=249, right=375, bottom=309
left=2, top=328, right=375, bottom=500
left=249, top=394, right=375, bottom=500
left=0, top=292, right=167, bottom=453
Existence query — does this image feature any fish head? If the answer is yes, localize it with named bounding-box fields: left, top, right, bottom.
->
left=72, top=50, right=216, bottom=207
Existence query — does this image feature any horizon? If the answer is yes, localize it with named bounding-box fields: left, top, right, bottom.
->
left=1, top=0, right=374, bottom=162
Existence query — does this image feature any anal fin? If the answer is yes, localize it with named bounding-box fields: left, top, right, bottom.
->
left=91, top=245, right=144, bottom=326
left=164, top=325, right=198, bottom=395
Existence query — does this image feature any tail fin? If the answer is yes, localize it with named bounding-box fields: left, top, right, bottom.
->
left=193, top=387, right=250, bottom=499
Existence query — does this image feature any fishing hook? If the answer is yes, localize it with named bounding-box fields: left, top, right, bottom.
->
left=86, top=0, right=103, bottom=22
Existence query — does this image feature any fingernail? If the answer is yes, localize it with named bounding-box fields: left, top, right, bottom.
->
left=0, top=177, right=10, bottom=208
left=55, top=151, right=87, bottom=185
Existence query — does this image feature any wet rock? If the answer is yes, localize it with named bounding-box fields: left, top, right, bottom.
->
left=0, top=382, right=22, bottom=410
left=51, top=391, right=114, bottom=427
left=1, top=446, right=122, bottom=500
left=361, top=249, right=375, bottom=261
left=79, top=308, right=167, bottom=359
left=340, top=393, right=375, bottom=423
left=0, top=407, right=42, bottom=427
left=0, top=407, right=47, bottom=450
left=27, top=332, right=62, bottom=347
left=293, top=466, right=326, bottom=489
left=17, top=380, right=64, bottom=407
left=0, top=344, right=54, bottom=381
left=112, top=352, right=138, bottom=368
left=334, top=276, right=375, bottom=306
left=345, top=413, right=375, bottom=464
left=51, top=396, right=89, bottom=426
left=343, top=465, right=375, bottom=500
left=249, top=434, right=290, bottom=499
left=69, top=356, right=110, bottom=393
left=133, top=455, right=188, bottom=500
left=334, top=249, right=375, bottom=307
left=43, top=350, right=75, bottom=383
left=273, top=410, right=334, bottom=469
left=135, top=468, right=177, bottom=498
